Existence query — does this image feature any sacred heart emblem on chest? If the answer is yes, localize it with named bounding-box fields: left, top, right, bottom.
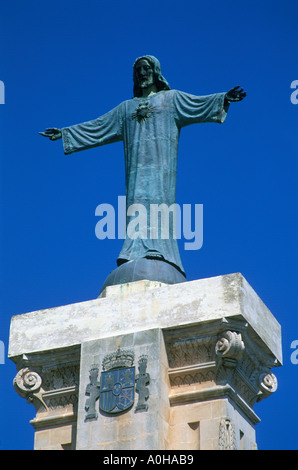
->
left=132, top=100, right=154, bottom=123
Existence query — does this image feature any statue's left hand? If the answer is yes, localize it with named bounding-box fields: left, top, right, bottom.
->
left=225, top=86, right=246, bottom=103
left=39, top=128, right=62, bottom=141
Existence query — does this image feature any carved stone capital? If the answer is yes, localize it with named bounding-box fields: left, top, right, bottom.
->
left=215, top=330, right=245, bottom=366
left=12, top=348, right=80, bottom=421
left=14, top=367, right=42, bottom=397
left=256, top=369, right=278, bottom=401
left=13, top=367, right=46, bottom=413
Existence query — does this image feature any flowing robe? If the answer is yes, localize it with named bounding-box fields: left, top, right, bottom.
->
left=62, top=89, right=228, bottom=275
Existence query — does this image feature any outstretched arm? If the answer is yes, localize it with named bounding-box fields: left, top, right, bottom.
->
left=39, top=103, right=124, bottom=155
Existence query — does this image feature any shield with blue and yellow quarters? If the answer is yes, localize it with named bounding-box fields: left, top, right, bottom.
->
left=99, top=366, right=135, bottom=414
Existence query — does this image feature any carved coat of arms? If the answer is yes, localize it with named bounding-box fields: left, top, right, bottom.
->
left=100, top=363, right=135, bottom=414
left=85, top=347, right=150, bottom=421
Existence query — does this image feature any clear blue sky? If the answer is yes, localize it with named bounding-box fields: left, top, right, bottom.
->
left=0, top=0, right=297, bottom=450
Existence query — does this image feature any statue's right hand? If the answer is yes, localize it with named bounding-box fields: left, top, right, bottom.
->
left=39, top=128, right=62, bottom=141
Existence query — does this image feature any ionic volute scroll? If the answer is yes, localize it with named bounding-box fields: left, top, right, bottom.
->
left=13, top=366, right=47, bottom=413
left=256, top=368, right=278, bottom=402
left=215, top=330, right=245, bottom=368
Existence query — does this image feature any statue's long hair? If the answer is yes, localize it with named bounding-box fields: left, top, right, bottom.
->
left=133, top=55, right=171, bottom=98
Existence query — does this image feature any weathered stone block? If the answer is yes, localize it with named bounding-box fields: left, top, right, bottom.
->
left=8, top=273, right=282, bottom=450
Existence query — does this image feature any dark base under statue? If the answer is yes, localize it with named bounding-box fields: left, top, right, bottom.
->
left=99, top=258, right=186, bottom=295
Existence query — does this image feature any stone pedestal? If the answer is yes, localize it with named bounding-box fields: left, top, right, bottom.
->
left=8, top=273, right=282, bottom=450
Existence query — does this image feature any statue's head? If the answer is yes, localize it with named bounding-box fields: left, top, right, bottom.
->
left=133, top=55, right=171, bottom=97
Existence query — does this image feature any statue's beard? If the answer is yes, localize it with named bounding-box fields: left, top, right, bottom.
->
left=138, top=76, right=154, bottom=89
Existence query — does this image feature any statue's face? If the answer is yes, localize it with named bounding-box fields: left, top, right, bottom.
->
left=135, top=59, right=155, bottom=89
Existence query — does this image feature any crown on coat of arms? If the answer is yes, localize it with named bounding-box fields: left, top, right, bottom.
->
left=102, top=347, right=135, bottom=371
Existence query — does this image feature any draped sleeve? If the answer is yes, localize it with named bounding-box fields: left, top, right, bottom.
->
left=172, top=90, right=229, bottom=128
left=61, top=102, right=124, bottom=155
